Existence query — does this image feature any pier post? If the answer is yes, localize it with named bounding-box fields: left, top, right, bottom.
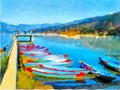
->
left=30, top=35, right=34, bottom=42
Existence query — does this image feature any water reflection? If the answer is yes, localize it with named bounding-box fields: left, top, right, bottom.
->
left=35, top=36, right=120, bottom=60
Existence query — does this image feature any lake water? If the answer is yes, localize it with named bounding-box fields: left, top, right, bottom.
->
left=1, top=34, right=120, bottom=88
left=33, top=35, right=120, bottom=89
left=0, top=34, right=13, bottom=58
left=1, top=34, right=119, bottom=62
left=0, top=34, right=13, bottom=48
left=34, top=36, right=120, bottom=67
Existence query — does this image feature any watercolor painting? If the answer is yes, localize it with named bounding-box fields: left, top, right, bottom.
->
left=0, top=0, right=120, bottom=89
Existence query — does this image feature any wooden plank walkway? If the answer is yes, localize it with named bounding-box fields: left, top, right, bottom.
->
left=0, top=36, right=17, bottom=90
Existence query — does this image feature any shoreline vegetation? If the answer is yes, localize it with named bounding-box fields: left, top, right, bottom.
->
left=0, top=45, right=10, bottom=83
left=0, top=56, right=9, bottom=83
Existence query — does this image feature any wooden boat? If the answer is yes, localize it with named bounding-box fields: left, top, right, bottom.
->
left=32, top=54, right=70, bottom=62
left=24, top=53, right=71, bottom=62
left=20, top=46, right=47, bottom=51
left=24, top=55, right=71, bottom=64
left=23, top=52, right=52, bottom=57
left=39, top=57, right=70, bottom=62
left=19, top=44, right=47, bottom=51
left=26, top=67, right=87, bottom=80
left=19, top=49, right=50, bottom=56
left=98, top=57, right=120, bottom=72
left=24, top=61, right=72, bottom=67
left=25, top=53, right=68, bottom=59
left=40, top=54, right=68, bottom=58
left=35, top=54, right=68, bottom=59
left=79, top=61, right=116, bottom=82
left=43, top=79, right=97, bottom=88
left=25, top=58, right=51, bottom=63
left=19, top=44, right=46, bottom=51
left=32, top=68, right=89, bottom=75
left=20, top=48, right=48, bottom=53
left=38, top=64, right=89, bottom=73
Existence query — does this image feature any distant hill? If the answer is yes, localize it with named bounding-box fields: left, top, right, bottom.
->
left=34, top=12, right=120, bottom=35
left=0, top=22, right=53, bottom=33
left=1, top=11, right=120, bottom=35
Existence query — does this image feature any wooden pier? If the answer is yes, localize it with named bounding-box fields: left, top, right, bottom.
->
left=16, top=34, right=34, bottom=42
left=0, top=34, right=34, bottom=89
left=0, top=36, right=17, bottom=90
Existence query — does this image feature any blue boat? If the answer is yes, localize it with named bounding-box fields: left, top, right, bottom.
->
left=98, top=57, right=120, bottom=72
left=79, top=60, right=116, bottom=83
left=43, top=79, right=99, bottom=89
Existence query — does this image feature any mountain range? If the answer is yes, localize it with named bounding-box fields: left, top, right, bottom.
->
left=1, top=11, right=120, bottom=35
left=0, top=22, right=54, bottom=33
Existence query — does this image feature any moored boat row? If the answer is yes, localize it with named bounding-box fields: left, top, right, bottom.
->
left=18, top=43, right=119, bottom=83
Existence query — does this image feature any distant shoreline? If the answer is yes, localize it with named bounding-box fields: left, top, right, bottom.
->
left=1, top=33, right=119, bottom=39
left=38, top=33, right=119, bottom=39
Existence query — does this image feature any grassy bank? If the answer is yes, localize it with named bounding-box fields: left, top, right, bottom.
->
left=0, top=56, right=9, bottom=83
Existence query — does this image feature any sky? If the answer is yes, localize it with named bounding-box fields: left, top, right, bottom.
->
left=1, top=0, right=120, bottom=25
